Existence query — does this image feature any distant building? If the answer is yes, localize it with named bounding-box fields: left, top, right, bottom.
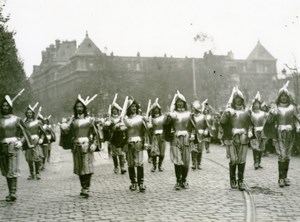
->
left=30, top=34, right=277, bottom=121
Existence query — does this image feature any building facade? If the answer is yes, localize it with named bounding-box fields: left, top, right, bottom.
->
left=30, top=34, right=277, bottom=121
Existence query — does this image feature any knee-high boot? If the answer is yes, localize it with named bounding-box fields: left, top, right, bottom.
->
left=205, top=142, right=210, bottom=153
left=238, top=163, right=246, bottom=191
left=174, top=164, right=182, bottom=190
left=174, top=164, right=182, bottom=183
left=197, top=152, right=202, bottom=169
left=284, top=160, right=290, bottom=186
left=229, top=162, right=237, bottom=189
left=6, top=178, right=12, bottom=201
left=112, top=156, right=119, bottom=174
left=258, top=151, right=263, bottom=168
left=147, top=149, right=152, bottom=163
left=151, top=156, right=157, bottom=172
left=41, top=157, right=46, bottom=170
left=278, top=161, right=285, bottom=187
left=79, top=175, right=85, bottom=195
left=128, top=167, right=136, bottom=183
left=137, top=166, right=146, bottom=192
left=85, top=174, right=92, bottom=193
left=119, top=155, right=127, bottom=174
left=191, top=151, right=197, bottom=170
left=80, top=175, right=90, bottom=197
left=47, top=149, right=51, bottom=162
left=253, top=149, right=259, bottom=169
left=35, top=161, right=41, bottom=179
left=10, top=178, right=17, bottom=201
left=128, top=167, right=137, bottom=191
left=158, top=155, right=164, bottom=171
left=181, top=166, right=189, bottom=188
left=28, top=161, right=35, bottom=180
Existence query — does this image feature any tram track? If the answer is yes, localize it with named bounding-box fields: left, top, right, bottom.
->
left=205, top=157, right=256, bottom=222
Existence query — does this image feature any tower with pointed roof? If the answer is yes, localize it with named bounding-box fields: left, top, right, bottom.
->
left=238, top=41, right=277, bottom=103
left=30, top=36, right=278, bottom=121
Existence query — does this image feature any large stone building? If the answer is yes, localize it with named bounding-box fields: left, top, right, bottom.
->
left=29, top=34, right=278, bottom=121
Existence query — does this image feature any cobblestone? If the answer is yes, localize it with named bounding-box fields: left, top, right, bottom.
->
left=0, top=140, right=300, bottom=221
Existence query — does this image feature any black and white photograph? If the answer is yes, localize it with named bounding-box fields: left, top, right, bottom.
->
left=0, top=0, right=300, bottom=221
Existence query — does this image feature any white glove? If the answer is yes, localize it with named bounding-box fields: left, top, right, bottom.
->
left=189, top=134, right=195, bottom=141
left=144, top=143, right=151, bottom=149
left=14, top=141, right=23, bottom=149
left=147, top=122, right=153, bottom=129
left=248, top=131, right=253, bottom=138
left=167, top=112, right=176, bottom=119
left=60, top=123, right=69, bottom=131
left=38, top=138, right=44, bottom=144
left=104, top=120, right=111, bottom=126
left=270, top=107, right=278, bottom=116
left=89, top=144, right=97, bottom=152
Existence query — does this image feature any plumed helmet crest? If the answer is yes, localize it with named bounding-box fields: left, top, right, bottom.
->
left=76, top=94, right=98, bottom=107
left=4, top=89, right=25, bottom=108
left=252, top=91, right=262, bottom=104
left=150, top=98, right=161, bottom=111
left=27, top=102, right=39, bottom=113
left=110, top=94, right=122, bottom=112
left=233, top=85, right=244, bottom=100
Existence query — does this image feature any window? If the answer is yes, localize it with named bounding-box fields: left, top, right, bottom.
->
left=136, top=64, right=140, bottom=71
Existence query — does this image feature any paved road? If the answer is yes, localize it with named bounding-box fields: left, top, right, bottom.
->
left=0, top=139, right=300, bottom=222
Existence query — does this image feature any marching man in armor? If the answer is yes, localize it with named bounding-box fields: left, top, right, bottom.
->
left=122, top=96, right=148, bottom=192
left=147, top=98, right=166, bottom=172
left=60, top=94, right=100, bottom=198
left=103, top=94, right=127, bottom=175
left=249, top=92, right=268, bottom=170
left=24, top=103, right=45, bottom=180
left=202, top=102, right=213, bottom=154
left=191, top=99, right=209, bottom=170
left=264, top=81, right=300, bottom=187
left=0, top=90, right=32, bottom=201
left=167, top=91, right=194, bottom=190
left=38, top=113, right=56, bottom=169
left=220, top=86, right=252, bottom=191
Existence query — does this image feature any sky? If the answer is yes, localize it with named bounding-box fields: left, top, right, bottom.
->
left=3, top=0, right=300, bottom=77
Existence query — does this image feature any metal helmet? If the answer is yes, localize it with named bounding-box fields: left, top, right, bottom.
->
left=277, top=80, right=293, bottom=102
left=170, top=90, right=187, bottom=112
left=233, top=85, right=244, bottom=100
left=150, top=98, right=161, bottom=112
left=252, top=91, right=262, bottom=104
left=191, top=100, right=201, bottom=112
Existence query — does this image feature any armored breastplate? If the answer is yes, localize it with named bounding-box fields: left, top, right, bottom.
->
left=152, top=115, right=165, bottom=131
left=73, top=117, right=92, bottom=138
left=111, top=116, right=121, bottom=125
left=125, top=115, right=144, bottom=139
left=206, top=114, right=212, bottom=124
left=277, top=104, right=294, bottom=125
left=26, top=119, right=40, bottom=135
left=251, top=111, right=267, bottom=127
left=193, top=114, right=207, bottom=129
left=173, top=111, right=191, bottom=131
left=0, top=115, right=20, bottom=139
left=231, top=110, right=249, bottom=129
